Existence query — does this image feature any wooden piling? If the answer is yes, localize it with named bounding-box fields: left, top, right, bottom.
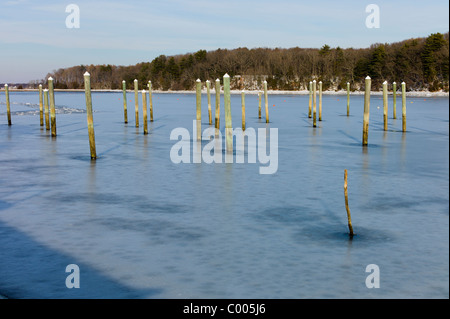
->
left=142, top=89, right=148, bottom=135
left=39, top=84, right=44, bottom=126
left=392, top=82, right=397, bottom=119
left=84, top=72, right=97, bottom=159
left=383, top=81, right=388, bottom=131
left=346, top=82, right=350, bottom=116
left=148, top=81, right=153, bottom=122
left=5, top=84, right=11, bottom=125
left=402, top=82, right=406, bottom=132
left=308, top=81, right=312, bottom=118
left=206, top=80, right=212, bottom=125
left=48, top=77, right=57, bottom=137
left=362, top=76, right=371, bottom=146
left=344, top=169, right=354, bottom=238
left=258, top=91, right=262, bottom=119
left=196, top=79, right=201, bottom=122
left=319, top=81, right=323, bottom=121
left=134, top=79, right=139, bottom=127
left=264, top=80, right=269, bottom=123
left=215, top=78, right=220, bottom=129
left=312, top=80, right=317, bottom=127
left=195, top=79, right=202, bottom=141
left=44, top=89, right=50, bottom=130
left=241, top=90, right=246, bottom=131
left=224, top=74, right=232, bottom=152
left=122, top=80, right=128, bottom=123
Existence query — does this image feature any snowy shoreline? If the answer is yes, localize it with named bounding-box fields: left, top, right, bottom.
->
left=3, top=88, right=449, bottom=97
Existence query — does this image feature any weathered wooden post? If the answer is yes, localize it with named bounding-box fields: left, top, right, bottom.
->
left=122, top=80, right=128, bottom=123
left=346, top=82, right=350, bottom=116
left=258, top=91, right=262, bottom=119
left=48, top=77, right=57, bottom=137
left=44, top=89, right=50, bottom=130
left=319, top=80, right=323, bottom=121
left=264, top=80, right=269, bottom=123
left=134, top=79, right=139, bottom=127
left=241, top=90, right=246, bottom=131
left=206, top=80, right=212, bottom=125
left=362, top=76, right=371, bottom=146
left=344, top=169, right=354, bottom=238
left=383, top=81, right=388, bottom=131
left=142, top=89, right=148, bottom=134
left=312, top=80, right=317, bottom=127
left=196, top=79, right=201, bottom=122
left=308, top=81, right=312, bottom=118
left=4, top=84, right=11, bottom=125
left=39, top=84, right=44, bottom=126
left=392, top=81, right=397, bottom=119
left=215, top=78, right=220, bottom=129
left=84, top=72, right=97, bottom=159
left=195, top=79, right=202, bottom=140
left=224, top=73, right=232, bottom=152
left=402, top=81, right=406, bottom=132
left=148, top=81, right=153, bottom=122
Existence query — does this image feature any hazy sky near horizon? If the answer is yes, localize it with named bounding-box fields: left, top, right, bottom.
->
left=0, top=0, right=448, bottom=83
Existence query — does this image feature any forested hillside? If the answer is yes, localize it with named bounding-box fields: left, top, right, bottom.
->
left=37, top=32, right=448, bottom=92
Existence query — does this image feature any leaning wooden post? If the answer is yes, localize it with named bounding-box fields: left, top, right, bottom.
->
left=206, top=80, right=212, bottom=125
left=346, top=82, right=350, bottom=116
left=392, top=81, right=397, bottom=119
left=148, top=81, right=153, bottom=122
left=39, top=84, right=44, bottom=126
left=142, top=89, right=148, bottom=135
left=318, top=80, right=323, bottom=121
left=362, top=76, right=371, bottom=146
left=5, top=84, right=11, bottom=125
left=134, top=79, right=139, bottom=127
left=402, top=81, right=406, bottom=132
left=84, top=72, right=97, bottom=159
left=241, top=90, right=246, bottom=131
left=224, top=73, right=232, bottom=153
left=44, top=89, right=50, bottom=130
left=312, top=80, right=317, bottom=127
left=122, top=80, right=128, bottom=123
left=308, top=81, right=312, bottom=118
left=344, top=169, right=354, bottom=238
left=383, top=81, right=388, bottom=131
left=264, top=80, right=269, bottom=123
left=48, top=77, right=57, bottom=137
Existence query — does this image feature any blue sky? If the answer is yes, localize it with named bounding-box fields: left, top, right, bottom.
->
left=0, top=0, right=448, bottom=83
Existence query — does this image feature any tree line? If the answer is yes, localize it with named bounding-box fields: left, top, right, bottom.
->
left=35, top=32, right=448, bottom=92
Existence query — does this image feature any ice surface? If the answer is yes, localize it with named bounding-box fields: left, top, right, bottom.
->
left=0, top=91, right=448, bottom=299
